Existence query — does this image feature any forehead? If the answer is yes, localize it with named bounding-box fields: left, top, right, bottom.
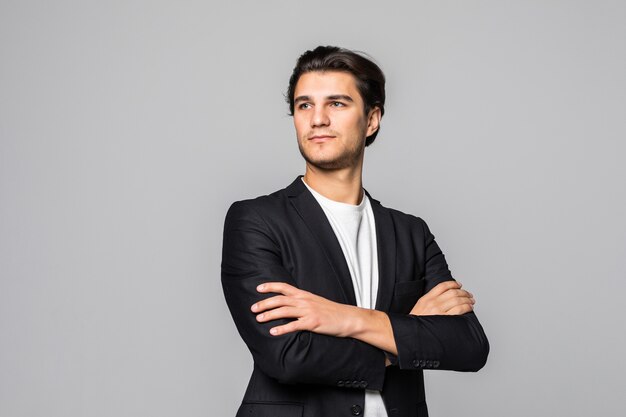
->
left=294, top=71, right=361, bottom=100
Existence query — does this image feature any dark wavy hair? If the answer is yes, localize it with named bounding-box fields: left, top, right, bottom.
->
left=286, top=46, right=386, bottom=146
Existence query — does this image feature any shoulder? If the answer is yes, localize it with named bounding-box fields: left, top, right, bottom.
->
left=388, top=206, right=427, bottom=227
left=372, top=199, right=430, bottom=236
left=224, top=185, right=291, bottom=225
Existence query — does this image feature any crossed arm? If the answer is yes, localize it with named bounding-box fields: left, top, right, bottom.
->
left=221, top=201, right=488, bottom=389
left=252, top=280, right=476, bottom=361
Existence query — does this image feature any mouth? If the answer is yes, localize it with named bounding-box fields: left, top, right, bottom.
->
left=308, top=135, right=336, bottom=143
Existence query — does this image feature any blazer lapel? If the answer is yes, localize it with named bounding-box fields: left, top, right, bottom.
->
left=364, top=189, right=397, bottom=312
left=284, top=176, right=398, bottom=311
left=286, top=176, right=357, bottom=306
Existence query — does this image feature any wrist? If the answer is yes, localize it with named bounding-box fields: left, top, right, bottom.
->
left=342, top=305, right=371, bottom=338
left=345, top=308, right=398, bottom=355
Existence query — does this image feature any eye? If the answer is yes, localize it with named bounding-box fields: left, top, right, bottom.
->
left=298, top=103, right=312, bottom=110
left=330, top=101, right=345, bottom=107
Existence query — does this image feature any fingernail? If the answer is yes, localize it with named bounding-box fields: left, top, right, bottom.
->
left=257, top=284, right=265, bottom=291
left=251, top=304, right=258, bottom=312
left=257, top=314, right=264, bottom=320
left=270, top=328, right=278, bottom=335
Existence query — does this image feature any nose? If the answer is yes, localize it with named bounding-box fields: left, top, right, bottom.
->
left=311, top=106, right=330, bottom=127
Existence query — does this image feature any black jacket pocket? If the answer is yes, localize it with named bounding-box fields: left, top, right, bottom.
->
left=393, top=279, right=425, bottom=297
left=391, top=279, right=426, bottom=314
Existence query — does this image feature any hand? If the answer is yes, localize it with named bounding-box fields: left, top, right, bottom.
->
left=410, top=280, right=475, bottom=316
left=251, top=282, right=358, bottom=337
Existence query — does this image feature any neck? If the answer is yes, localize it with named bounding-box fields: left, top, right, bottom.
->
left=303, top=162, right=364, bottom=205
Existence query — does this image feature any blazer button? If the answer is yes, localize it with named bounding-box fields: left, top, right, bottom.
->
left=359, top=380, right=367, bottom=388
left=337, top=380, right=344, bottom=387
left=433, top=360, right=440, bottom=368
left=426, top=360, right=433, bottom=368
left=412, top=359, right=420, bottom=368
left=351, top=404, right=363, bottom=416
left=352, top=380, right=359, bottom=388
left=419, top=360, right=426, bottom=367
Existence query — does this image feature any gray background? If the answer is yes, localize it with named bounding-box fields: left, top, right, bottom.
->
left=1, top=0, right=625, bottom=416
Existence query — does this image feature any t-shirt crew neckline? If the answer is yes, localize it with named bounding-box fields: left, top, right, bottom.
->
left=300, top=177, right=367, bottom=212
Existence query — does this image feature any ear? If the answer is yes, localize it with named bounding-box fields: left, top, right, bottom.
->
left=365, top=107, right=382, bottom=137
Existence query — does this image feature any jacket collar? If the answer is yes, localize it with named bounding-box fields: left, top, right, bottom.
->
left=285, top=175, right=380, bottom=204
left=285, top=175, right=396, bottom=311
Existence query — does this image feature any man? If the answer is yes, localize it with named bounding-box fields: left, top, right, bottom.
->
left=221, top=46, right=489, bottom=417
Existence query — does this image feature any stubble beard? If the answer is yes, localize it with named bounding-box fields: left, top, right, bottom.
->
left=297, top=137, right=365, bottom=171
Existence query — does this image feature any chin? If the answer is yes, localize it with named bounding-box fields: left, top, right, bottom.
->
left=306, top=155, right=354, bottom=170
left=298, top=142, right=358, bottom=170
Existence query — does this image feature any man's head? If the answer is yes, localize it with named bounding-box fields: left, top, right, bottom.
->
left=286, top=46, right=386, bottom=147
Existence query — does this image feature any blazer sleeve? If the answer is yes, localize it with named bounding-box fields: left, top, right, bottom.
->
left=221, top=201, right=387, bottom=390
left=387, top=217, right=490, bottom=372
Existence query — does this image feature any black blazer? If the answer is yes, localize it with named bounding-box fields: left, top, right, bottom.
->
left=221, top=176, right=489, bottom=417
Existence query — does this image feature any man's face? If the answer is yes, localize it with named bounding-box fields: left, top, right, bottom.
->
left=293, top=71, right=379, bottom=170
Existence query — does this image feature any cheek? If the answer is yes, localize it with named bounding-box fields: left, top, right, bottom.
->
left=340, top=111, right=366, bottom=128
left=293, top=117, right=308, bottom=137
left=340, top=116, right=367, bottom=138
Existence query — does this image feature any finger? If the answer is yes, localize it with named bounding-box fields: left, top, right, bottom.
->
left=446, top=303, right=474, bottom=315
left=269, top=319, right=303, bottom=336
left=251, top=295, right=292, bottom=312
left=257, top=282, right=300, bottom=296
left=428, top=280, right=461, bottom=297
left=428, top=286, right=467, bottom=303
left=441, top=296, right=474, bottom=313
left=256, top=306, right=300, bottom=322
left=437, top=288, right=472, bottom=302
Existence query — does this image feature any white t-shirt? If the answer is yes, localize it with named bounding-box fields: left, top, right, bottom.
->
left=302, top=178, right=388, bottom=417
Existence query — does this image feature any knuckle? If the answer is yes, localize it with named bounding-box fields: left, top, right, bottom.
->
left=297, top=290, right=311, bottom=299
left=297, top=320, right=308, bottom=331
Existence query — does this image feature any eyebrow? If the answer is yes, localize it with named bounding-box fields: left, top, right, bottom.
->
left=327, top=95, right=354, bottom=102
left=294, top=94, right=354, bottom=104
